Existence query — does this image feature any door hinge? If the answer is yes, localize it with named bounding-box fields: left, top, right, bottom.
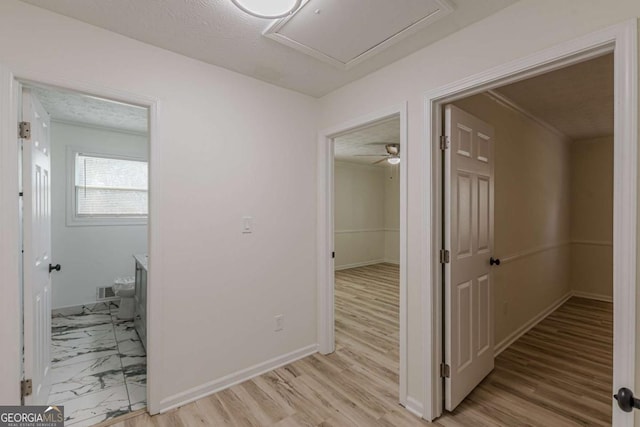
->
left=440, top=135, right=449, bottom=150
left=19, top=121, right=31, bottom=140
left=440, top=363, right=450, bottom=378
left=439, top=249, right=450, bottom=264
left=332, top=251, right=335, bottom=259
left=21, top=379, right=32, bottom=397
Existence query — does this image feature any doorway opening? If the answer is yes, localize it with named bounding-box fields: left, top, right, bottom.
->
left=20, top=83, right=150, bottom=425
left=425, top=21, right=636, bottom=425
left=440, top=53, right=614, bottom=424
left=332, top=115, right=402, bottom=404
left=318, top=104, right=409, bottom=410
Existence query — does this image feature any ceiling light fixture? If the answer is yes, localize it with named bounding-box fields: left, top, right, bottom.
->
left=230, top=0, right=302, bottom=19
left=387, top=156, right=400, bottom=165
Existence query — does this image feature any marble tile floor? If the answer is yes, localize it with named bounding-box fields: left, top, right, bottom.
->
left=49, top=302, right=146, bottom=426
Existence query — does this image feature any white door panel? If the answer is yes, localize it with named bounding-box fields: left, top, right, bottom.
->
left=22, top=88, right=52, bottom=404
left=444, top=104, right=495, bottom=411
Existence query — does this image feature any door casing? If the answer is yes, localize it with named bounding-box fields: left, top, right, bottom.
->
left=0, top=72, right=161, bottom=413
left=0, top=65, right=21, bottom=405
left=424, top=20, right=638, bottom=424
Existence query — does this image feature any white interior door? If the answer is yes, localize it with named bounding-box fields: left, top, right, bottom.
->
left=444, top=104, right=495, bottom=411
left=22, top=88, right=53, bottom=405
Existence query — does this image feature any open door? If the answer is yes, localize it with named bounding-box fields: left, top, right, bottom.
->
left=443, top=104, right=495, bottom=411
left=22, top=88, right=53, bottom=404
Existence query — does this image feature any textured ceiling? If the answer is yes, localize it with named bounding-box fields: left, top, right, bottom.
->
left=31, top=86, right=148, bottom=134
left=20, top=0, right=519, bottom=97
left=334, top=117, right=400, bottom=167
left=494, top=53, right=613, bottom=141
left=266, top=0, right=452, bottom=68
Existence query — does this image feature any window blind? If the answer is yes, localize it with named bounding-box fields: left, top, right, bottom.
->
left=75, top=154, right=148, bottom=217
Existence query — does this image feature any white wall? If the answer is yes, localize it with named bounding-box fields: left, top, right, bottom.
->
left=570, top=136, right=613, bottom=300
left=334, top=161, right=385, bottom=269
left=0, top=0, right=318, bottom=408
left=452, top=94, right=572, bottom=348
left=50, top=122, right=148, bottom=309
left=334, top=161, right=399, bottom=269
left=318, top=0, right=640, bottom=409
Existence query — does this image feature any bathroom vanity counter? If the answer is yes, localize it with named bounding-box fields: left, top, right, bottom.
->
left=133, top=254, right=148, bottom=351
left=133, top=253, right=148, bottom=271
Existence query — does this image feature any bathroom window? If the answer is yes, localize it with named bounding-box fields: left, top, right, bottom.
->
left=68, top=149, right=148, bottom=226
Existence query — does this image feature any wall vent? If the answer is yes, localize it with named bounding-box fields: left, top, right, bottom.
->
left=96, top=286, right=118, bottom=301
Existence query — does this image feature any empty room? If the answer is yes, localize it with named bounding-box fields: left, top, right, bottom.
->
left=438, top=53, right=614, bottom=425
left=333, top=115, right=403, bottom=415
left=1, top=1, right=640, bottom=427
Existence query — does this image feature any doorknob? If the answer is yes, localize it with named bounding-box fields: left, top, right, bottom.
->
left=489, top=257, right=501, bottom=266
left=49, top=264, right=61, bottom=273
left=615, top=388, right=640, bottom=412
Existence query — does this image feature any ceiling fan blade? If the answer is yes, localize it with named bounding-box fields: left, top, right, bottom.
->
left=372, top=158, right=388, bottom=165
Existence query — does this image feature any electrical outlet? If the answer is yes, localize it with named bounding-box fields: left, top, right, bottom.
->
left=274, top=314, right=284, bottom=332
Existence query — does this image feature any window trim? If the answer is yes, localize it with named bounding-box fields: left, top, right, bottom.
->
left=66, top=146, right=148, bottom=227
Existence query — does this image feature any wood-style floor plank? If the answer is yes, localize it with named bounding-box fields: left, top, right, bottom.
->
left=104, top=264, right=612, bottom=426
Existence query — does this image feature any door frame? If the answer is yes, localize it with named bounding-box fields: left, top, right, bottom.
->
left=317, top=103, right=410, bottom=407
left=423, top=20, right=637, bottom=424
left=0, top=70, right=163, bottom=413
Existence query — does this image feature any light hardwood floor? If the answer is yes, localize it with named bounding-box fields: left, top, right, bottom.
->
left=105, top=264, right=612, bottom=427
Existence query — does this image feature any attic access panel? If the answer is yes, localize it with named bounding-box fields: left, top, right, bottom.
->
left=264, top=0, right=453, bottom=70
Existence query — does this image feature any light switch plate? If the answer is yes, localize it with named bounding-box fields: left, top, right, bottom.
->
left=275, top=314, right=284, bottom=331
left=242, top=216, right=253, bottom=234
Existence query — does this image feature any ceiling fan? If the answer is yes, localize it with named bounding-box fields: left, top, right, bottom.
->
left=355, top=143, right=401, bottom=165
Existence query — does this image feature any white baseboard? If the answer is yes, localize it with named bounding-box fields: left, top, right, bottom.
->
left=571, top=290, right=613, bottom=302
left=382, top=259, right=400, bottom=265
left=335, top=259, right=385, bottom=271
left=494, top=291, right=572, bottom=357
left=159, top=344, right=318, bottom=413
left=156, top=288, right=610, bottom=415
left=403, top=396, right=424, bottom=419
